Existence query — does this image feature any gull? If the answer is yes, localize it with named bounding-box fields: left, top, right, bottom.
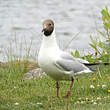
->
left=38, top=19, right=96, bottom=98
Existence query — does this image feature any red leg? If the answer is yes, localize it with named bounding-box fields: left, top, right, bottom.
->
left=56, top=82, right=59, bottom=98
left=65, top=78, right=74, bottom=98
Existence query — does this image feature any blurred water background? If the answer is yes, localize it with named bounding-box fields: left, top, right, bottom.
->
left=0, top=0, right=110, bottom=62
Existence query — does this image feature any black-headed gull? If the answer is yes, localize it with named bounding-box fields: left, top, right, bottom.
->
left=38, top=19, right=93, bottom=98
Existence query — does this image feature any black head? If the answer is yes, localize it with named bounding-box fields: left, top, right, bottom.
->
left=42, top=19, right=54, bottom=36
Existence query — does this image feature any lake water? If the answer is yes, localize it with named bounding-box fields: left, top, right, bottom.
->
left=0, top=0, right=110, bottom=62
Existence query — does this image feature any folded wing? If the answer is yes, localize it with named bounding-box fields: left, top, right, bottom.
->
left=55, top=52, right=92, bottom=75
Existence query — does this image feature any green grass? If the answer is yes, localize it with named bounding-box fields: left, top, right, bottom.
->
left=0, top=63, right=110, bottom=110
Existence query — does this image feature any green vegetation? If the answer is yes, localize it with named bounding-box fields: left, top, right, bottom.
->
left=72, top=6, right=110, bottom=64
left=0, top=63, right=110, bottom=110
left=0, top=7, right=110, bottom=110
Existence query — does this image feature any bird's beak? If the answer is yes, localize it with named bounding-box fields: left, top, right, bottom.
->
left=42, top=28, right=46, bottom=32
left=42, top=25, right=47, bottom=32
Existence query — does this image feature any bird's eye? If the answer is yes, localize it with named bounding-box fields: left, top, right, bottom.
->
left=49, top=23, right=51, bottom=26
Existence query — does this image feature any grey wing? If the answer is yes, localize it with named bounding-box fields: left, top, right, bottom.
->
left=60, top=52, right=100, bottom=72
left=55, top=59, right=88, bottom=73
left=55, top=52, right=89, bottom=73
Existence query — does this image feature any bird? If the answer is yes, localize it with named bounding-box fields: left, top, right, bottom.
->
left=38, top=19, right=107, bottom=98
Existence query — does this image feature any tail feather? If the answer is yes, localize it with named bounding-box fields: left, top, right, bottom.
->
left=84, top=63, right=110, bottom=71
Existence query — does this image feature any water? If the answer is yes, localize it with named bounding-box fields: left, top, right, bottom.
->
left=0, top=0, right=110, bottom=62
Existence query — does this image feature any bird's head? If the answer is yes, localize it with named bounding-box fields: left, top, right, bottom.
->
left=42, top=19, right=54, bottom=36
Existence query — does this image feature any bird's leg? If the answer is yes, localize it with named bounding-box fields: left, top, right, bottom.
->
left=65, top=78, right=74, bottom=98
left=56, top=82, right=59, bottom=98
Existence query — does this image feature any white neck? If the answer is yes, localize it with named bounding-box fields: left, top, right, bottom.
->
left=41, top=30, right=59, bottom=49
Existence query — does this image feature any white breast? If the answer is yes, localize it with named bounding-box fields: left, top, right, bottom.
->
left=38, top=46, right=63, bottom=80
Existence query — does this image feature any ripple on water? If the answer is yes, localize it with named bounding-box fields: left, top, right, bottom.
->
left=0, top=0, right=110, bottom=61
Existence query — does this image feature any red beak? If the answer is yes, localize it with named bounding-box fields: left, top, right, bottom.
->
left=42, top=28, right=46, bottom=32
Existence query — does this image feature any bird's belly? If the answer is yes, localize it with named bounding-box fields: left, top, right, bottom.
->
left=45, top=66, right=72, bottom=81
left=39, top=60, right=72, bottom=81
left=39, top=61, right=60, bottom=80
